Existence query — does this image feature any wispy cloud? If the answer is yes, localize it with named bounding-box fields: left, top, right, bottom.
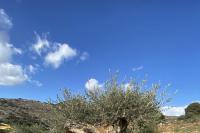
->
left=27, top=78, right=43, bottom=87
left=0, top=9, right=12, bottom=30
left=24, top=64, right=42, bottom=87
left=25, top=64, right=40, bottom=75
left=80, top=52, right=89, bottom=61
left=132, top=65, right=144, bottom=72
left=31, top=33, right=50, bottom=56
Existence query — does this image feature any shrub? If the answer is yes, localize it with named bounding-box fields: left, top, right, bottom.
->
left=12, top=123, right=49, bottom=133
left=48, top=76, right=166, bottom=133
left=185, top=102, right=200, bottom=119
left=177, top=115, right=186, bottom=120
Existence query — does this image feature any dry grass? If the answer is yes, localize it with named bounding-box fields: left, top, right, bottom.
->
left=158, top=119, right=200, bottom=133
left=0, top=123, right=12, bottom=130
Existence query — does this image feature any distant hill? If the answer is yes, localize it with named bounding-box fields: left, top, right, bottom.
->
left=0, top=98, right=51, bottom=128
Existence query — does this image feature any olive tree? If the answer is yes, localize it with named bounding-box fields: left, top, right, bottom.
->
left=49, top=76, right=166, bottom=133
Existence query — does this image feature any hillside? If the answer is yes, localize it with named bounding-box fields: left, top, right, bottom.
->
left=0, top=98, right=51, bottom=129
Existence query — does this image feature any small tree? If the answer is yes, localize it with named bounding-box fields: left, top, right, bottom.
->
left=49, top=76, right=166, bottom=133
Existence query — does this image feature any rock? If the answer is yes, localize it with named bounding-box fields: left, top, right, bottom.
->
left=0, top=123, right=12, bottom=132
left=64, top=117, right=128, bottom=133
left=64, top=122, right=115, bottom=133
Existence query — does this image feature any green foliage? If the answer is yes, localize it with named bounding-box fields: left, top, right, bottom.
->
left=0, top=130, right=11, bottom=133
left=177, top=102, right=200, bottom=122
left=4, top=111, right=50, bottom=133
left=178, top=102, right=200, bottom=122
left=185, top=103, right=200, bottom=118
left=48, top=76, right=165, bottom=133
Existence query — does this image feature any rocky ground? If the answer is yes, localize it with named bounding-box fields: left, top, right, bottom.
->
left=158, top=117, right=200, bottom=133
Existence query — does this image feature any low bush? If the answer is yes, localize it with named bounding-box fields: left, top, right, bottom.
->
left=177, top=102, right=200, bottom=122
left=12, top=123, right=48, bottom=133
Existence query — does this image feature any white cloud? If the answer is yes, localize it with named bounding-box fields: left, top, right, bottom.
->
left=85, top=78, right=102, bottom=92
left=31, top=32, right=89, bottom=68
left=0, top=9, right=12, bottom=30
left=0, top=9, right=13, bottom=63
left=132, top=66, right=144, bottom=72
left=0, top=43, right=12, bottom=63
left=45, top=43, right=77, bottom=68
left=32, top=33, right=50, bottom=55
left=80, top=52, right=89, bottom=61
left=161, top=106, right=187, bottom=116
left=0, top=9, right=28, bottom=86
left=0, top=43, right=22, bottom=64
left=161, top=102, right=200, bottom=116
left=123, top=83, right=133, bottom=91
left=0, top=9, right=22, bottom=63
left=0, top=63, right=28, bottom=86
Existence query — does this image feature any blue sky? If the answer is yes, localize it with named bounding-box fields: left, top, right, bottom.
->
left=0, top=0, right=200, bottom=115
